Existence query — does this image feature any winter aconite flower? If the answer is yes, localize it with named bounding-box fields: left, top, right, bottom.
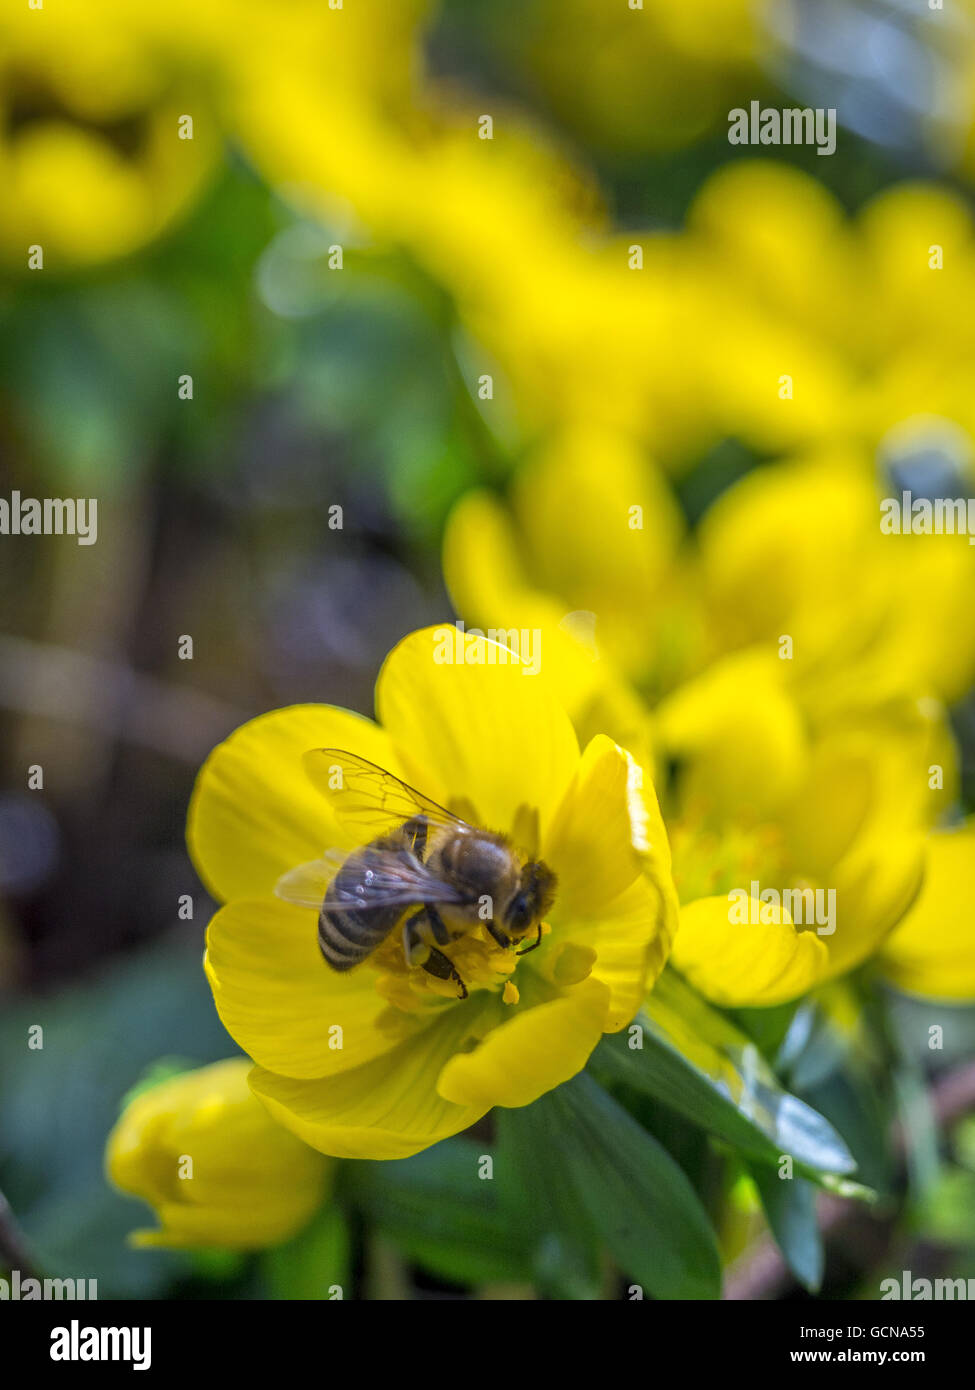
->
left=189, top=627, right=678, bottom=1159
left=443, top=428, right=702, bottom=760
left=684, top=164, right=975, bottom=456
left=0, top=3, right=222, bottom=267
left=695, top=449, right=975, bottom=714
left=106, top=1059, right=330, bottom=1249
left=655, top=654, right=928, bottom=1007
left=447, top=462, right=936, bottom=1007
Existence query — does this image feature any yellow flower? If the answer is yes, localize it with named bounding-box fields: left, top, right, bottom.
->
left=443, top=430, right=971, bottom=1010
left=226, top=9, right=699, bottom=458
left=0, top=2, right=224, bottom=268
left=880, top=820, right=975, bottom=1000
left=490, top=0, right=761, bottom=155
left=227, top=0, right=431, bottom=238
left=105, top=1059, right=330, bottom=1249
left=684, top=163, right=975, bottom=455
left=654, top=653, right=927, bottom=1008
left=444, top=427, right=703, bottom=716
left=448, top=427, right=975, bottom=729
left=188, top=627, right=677, bottom=1159
left=697, top=448, right=975, bottom=712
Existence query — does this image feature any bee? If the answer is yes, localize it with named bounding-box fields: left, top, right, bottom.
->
left=274, top=749, right=557, bottom=999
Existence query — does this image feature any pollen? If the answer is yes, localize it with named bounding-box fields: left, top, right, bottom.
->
left=368, top=918, right=525, bottom=1013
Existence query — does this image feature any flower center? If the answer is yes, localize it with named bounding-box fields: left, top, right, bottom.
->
left=370, top=919, right=553, bottom=1014
left=670, top=815, right=788, bottom=902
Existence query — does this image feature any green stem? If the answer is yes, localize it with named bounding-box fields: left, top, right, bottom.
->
left=0, top=1189, right=40, bottom=1280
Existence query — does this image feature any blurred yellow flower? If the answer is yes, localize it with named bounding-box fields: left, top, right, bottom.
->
left=656, top=654, right=928, bottom=1007
left=188, top=627, right=677, bottom=1159
left=685, top=163, right=975, bottom=456
left=444, top=449, right=975, bottom=1008
left=106, top=1059, right=330, bottom=1250
left=0, top=2, right=223, bottom=267
left=225, top=5, right=701, bottom=459
left=880, top=820, right=975, bottom=1000
left=447, top=429, right=975, bottom=729
left=697, top=448, right=975, bottom=714
left=444, top=428, right=703, bottom=714
left=490, top=0, right=762, bottom=155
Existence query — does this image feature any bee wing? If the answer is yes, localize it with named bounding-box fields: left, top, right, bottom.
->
left=274, top=851, right=347, bottom=909
left=304, top=748, right=475, bottom=840
left=275, top=849, right=469, bottom=912
left=323, top=854, right=468, bottom=911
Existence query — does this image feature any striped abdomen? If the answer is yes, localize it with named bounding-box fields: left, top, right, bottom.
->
left=318, top=843, right=406, bottom=970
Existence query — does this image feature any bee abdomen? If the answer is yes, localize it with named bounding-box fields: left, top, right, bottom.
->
left=317, top=846, right=405, bottom=971
left=318, top=903, right=401, bottom=970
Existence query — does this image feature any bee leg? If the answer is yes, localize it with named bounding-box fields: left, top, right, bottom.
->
left=486, top=921, right=513, bottom=951
left=403, top=909, right=467, bottom=999
left=402, top=909, right=430, bottom=967
left=516, top=923, right=544, bottom=955
left=421, top=947, right=468, bottom=1001
left=425, top=903, right=450, bottom=946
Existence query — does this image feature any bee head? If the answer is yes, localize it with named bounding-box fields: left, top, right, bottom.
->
left=504, top=860, right=557, bottom=936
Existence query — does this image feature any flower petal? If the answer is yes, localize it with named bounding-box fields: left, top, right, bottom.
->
left=542, top=733, right=678, bottom=1027
left=671, top=895, right=830, bottom=1008
left=655, top=652, right=808, bottom=819
left=563, top=877, right=674, bottom=1030
left=436, top=978, right=610, bottom=1110
left=376, top=625, right=579, bottom=841
left=248, top=999, right=494, bottom=1160
left=508, top=431, right=684, bottom=685
left=205, top=897, right=422, bottom=1080
left=188, top=704, right=399, bottom=903
left=880, top=822, right=975, bottom=999
left=545, top=733, right=672, bottom=916
left=822, top=829, right=925, bottom=981
left=443, top=491, right=660, bottom=759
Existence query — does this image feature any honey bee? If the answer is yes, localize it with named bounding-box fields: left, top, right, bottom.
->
left=274, top=749, right=557, bottom=999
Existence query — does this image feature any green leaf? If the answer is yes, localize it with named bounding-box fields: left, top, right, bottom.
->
left=495, top=1109, right=603, bottom=1299
left=817, top=1174, right=879, bottom=1203
left=343, top=1138, right=533, bottom=1289
left=187, top=1249, right=247, bottom=1283
left=263, top=1205, right=350, bottom=1301
left=592, top=969, right=856, bottom=1183
left=511, top=1074, right=722, bottom=1300
left=797, top=1069, right=894, bottom=1196
left=748, top=1166, right=823, bottom=1292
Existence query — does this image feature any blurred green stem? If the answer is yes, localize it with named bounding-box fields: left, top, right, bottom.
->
left=363, top=1233, right=411, bottom=1301
left=0, top=1188, right=39, bottom=1280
